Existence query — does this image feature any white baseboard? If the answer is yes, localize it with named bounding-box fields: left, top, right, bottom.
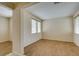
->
left=0, top=40, right=11, bottom=43
left=6, top=52, right=25, bottom=56
left=42, top=39, right=73, bottom=43
left=74, top=41, right=79, bottom=47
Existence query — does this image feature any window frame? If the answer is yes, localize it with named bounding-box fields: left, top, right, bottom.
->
left=74, top=16, right=79, bottom=34
left=32, top=19, right=37, bottom=34
left=37, top=21, right=41, bottom=33
left=31, top=18, right=41, bottom=34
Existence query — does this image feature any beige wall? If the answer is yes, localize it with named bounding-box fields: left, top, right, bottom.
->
left=9, top=18, right=12, bottom=41
left=74, top=34, right=79, bottom=46
left=0, top=16, right=10, bottom=42
left=11, top=7, right=42, bottom=55
left=21, top=9, right=42, bottom=47
left=12, top=7, right=23, bottom=55
left=43, top=17, right=73, bottom=42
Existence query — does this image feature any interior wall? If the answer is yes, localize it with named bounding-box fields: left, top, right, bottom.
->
left=21, top=9, right=42, bottom=47
left=73, top=15, right=79, bottom=46
left=9, top=18, right=12, bottom=41
left=10, top=4, right=42, bottom=55
left=43, top=17, right=73, bottom=42
left=0, top=16, right=10, bottom=42
left=12, top=7, right=23, bottom=54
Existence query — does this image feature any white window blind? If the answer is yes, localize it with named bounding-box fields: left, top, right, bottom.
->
left=32, top=19, right=41, bottom=33
left=75, top=16, right=79, bottom=34
left=32, top=19, right=37, bottom=33
left=37, top=22, right=41, bottom=33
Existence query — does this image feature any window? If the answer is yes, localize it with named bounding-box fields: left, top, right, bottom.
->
left=74, top=16, right=79, bottom=34
left=32, top=19, right=41, bottom=33
left=37, top=22, right=41, bottom=33
left=32, top=19, right=37, bottom=33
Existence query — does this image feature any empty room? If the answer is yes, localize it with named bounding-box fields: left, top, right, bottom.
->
left=0, top=3, right=13, bottom=56
left=0, top=2, right=79, bottom=56
left=23, top=2, right=79, bottom=56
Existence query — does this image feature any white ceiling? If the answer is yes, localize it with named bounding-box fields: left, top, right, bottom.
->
left=26, top=2, right=79, bottom=20
left=0, top=5, right=12, bottom=17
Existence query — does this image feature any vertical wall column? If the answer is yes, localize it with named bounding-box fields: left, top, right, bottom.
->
left=11, top=7, right=24, bottom=55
